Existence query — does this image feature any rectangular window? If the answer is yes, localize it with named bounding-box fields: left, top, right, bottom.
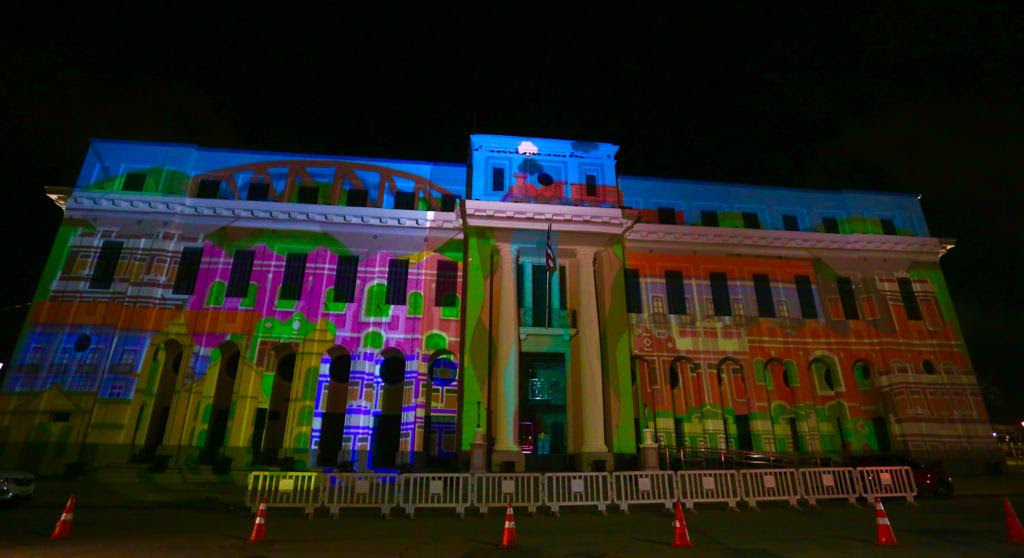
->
left=742, top=212, right=761, bottom=229
left=297, top=186, right=319, bottom=204
left=122, top=173, right=146, bottom=192
left=585, top=174, right=597, bottom=196
left=701, top=210, right=719, bottom=227
left=657, top=207, right=677, bottom=225
left=532, top=264, right=548, bottom=326
left=89, top=241, right=124, bottom=290
left=394, top=191, right=416, bottom=210
left=710, top=272, right=731, bottom=316
left=782, top=214, right=800, bottom=231
left=492, top=167, right=505, bottom=191
left=333, top=255, right=359, bottom=303
left=280, top=253, right=307, bottom=301
left=516, top=263, right=525, bottom=308
left=881, top=218, right=898, bottom=235
left=196, top=179, right=221, bottom=199
left=247, top=182, right=270, bottom=201
left=625, top=268, right=643, bottom=314
left=384, top=259, right=409, bottom=305
left=558, top=265, right=567, bottom=309
left=753, top=274, right=776, bottom=318
left=795, top=275, right=818, bottom=319
left=226, top=250, right=255, bottom=298
left=836, top=276, right=860, bottom=320
left=440, top=194, right=458, bottom=212
left=435, top=259, right=458, bottom=306
left=665, top=270, right=688, bottom=315
left=171, top=246, right=203, bottom=295
left=822, top=217, right=840, bottom=234
left=346, top=189, right=368, bottom=207
left=897, top=277, right=922, bottom=320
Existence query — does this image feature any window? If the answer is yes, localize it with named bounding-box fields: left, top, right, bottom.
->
left=122, top=173, right=146, bottom=192
left=558, top=265, right=567, bottom=308
left=701, top=210, right=719, bottom=227
left=585, top=174, right=597, bottom=196
left=435, top=260, right=458, bottom=306
left=196, top=179, right=221, bottom=199
left=516, top=263, right=525, bottom=308
left=665, top=270, right=688, bottom=315
left=333, top=255, right=359, bottom=303
left=822, top=217, right=840, bottom=234
left=753, top=274, right=775, bottom=318
left=280, top=253, right=307, bottom=301
left=880, top=218, right=898, bottom=235
left=440, top=194, right=458, bottom=212
left=171, top=246, right=203, bottom=295
left=625, top=268, right=643, bottom=314
left=89, top=241, right=124, bottom=290
left=394, top=191, right=416, bottom=210
left=385, top=259, right=409, bottom=305
left=782, top=214, right=800, bottom=231
left=346, top=189, right=368, bottom=207
left=794, top=275, right=818, bottom=319
left=836, top=276, right=859, bottom=320
left=657, top=207, right=677, bottom=225
left=226, top=250, right=255, bottom=298
left=923, top=360, right=937, bottom=375
left=247, top=182, right=270, bottom=201
left=710, top=272, right=731, bottom=316
left=897, top=277, right=922, bottom=320
left=742, top=212, right=761, bottom=229
left=492, top=167, right=505, bottom=191
left=297, top=186, right=319, bottom=204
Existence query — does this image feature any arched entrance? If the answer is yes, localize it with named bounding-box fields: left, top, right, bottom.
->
left=854, top=360, right=891, bottom=453
left=317, top=346, right=351, bottom=466
left=260, top=347, right=295, bottom=464
left=143, top=339, right=184, bottom=458
left=630, top=356, right=649, bottom=449
left=669, top=356, right=696, bottom=450
left=424, top=350, right=458, bottom=464
left=717, top=357, right=751, bottom=451
left=372, top=349, right=405, bottom=468
left=201, top=342, right=239, bottom=463
left=811, top=355, right=847, bottom=454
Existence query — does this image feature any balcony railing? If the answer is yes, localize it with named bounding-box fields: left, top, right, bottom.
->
left=501, top=174, right=623, bottom=209
left=519, top=307, right=576, bottom=329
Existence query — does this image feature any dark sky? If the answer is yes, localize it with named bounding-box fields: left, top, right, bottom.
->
left=2, top=4, right=1022, bottom=421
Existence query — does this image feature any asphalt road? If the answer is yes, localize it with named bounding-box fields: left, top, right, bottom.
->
left=4, top=496, right=1024, bottom=557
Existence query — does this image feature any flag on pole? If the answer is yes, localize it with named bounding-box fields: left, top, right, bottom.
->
left=545, top=223, right=556, bottom=273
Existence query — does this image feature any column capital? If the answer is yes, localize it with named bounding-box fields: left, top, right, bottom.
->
left=496, top=242, right=515, bottom=257
left=574, top=245, right=600, bottom=264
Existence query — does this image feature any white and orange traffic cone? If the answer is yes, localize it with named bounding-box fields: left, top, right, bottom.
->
left=1004, top=497, right=1024, bottom=544
left=248, top=498, right=268, bottom=543
left=671, top=499, right=693, bottom=548
left=50, top=494, right=76, bottom=540
left=874, top=497, right=898, bottom=546
left=499, top=502, right=516, bottom=549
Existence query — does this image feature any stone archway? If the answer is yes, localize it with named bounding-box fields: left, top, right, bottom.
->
left=317, top=346, right=352, bottom=466
left=142, top=339, right=184, bottom=459
left=200, top=341, right=240, bottom=463
left=372, top=348, right=405, bottom=468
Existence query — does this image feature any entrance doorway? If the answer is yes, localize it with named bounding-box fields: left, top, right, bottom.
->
left=788, top=416, right=803, bottom=453
left=260, top=349, right=295, bottom=464
left=371, top=349, right=405, bottom=468
left=143, top=340, right=183, bottom=458
left=201, top=342, right=239, bottom=463
left=735, top=415, right=753, bottom=451
left=520, top=353, right=567, bottom=469
left=872, top=416, right=892, bottom=453
left=317, top=347, right=351, bottom=466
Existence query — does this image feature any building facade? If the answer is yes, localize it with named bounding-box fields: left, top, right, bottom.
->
left=0, top=135, right=996, bottom=475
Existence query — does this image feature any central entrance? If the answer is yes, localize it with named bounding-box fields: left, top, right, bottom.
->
left=519, top=352, right=568, bottom=470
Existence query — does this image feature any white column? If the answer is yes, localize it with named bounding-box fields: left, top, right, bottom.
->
left=492, top=243, right=520, bottom=453
left=576, top=246, right=608, bottom=453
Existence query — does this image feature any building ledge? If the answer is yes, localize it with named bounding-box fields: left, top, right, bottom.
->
left=463, top=199, right=630, bottom=234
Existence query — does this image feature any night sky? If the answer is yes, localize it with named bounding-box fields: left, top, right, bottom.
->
left=2, top=5, right=1021, bottom=421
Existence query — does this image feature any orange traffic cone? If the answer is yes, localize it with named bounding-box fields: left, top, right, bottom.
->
left=499, top=502, right=516, bottom=549
left=50, top=494, right=76, bottom=540
left=672, top=500, right=693, bottom=548
left=1004, top=497, right=1024, bottom=544
left=248, top=498, right=268, bottom=543
left=874, top=497, right=898, bottom=546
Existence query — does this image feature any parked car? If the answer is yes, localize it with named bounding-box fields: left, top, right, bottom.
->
left=845, top=454, right=953, bottom=498
left=0, top=471, right=36, bottom=502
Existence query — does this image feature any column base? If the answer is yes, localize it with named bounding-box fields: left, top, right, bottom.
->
left=490, top=449, right=525, bottom=472
left=469, top=442, right=487, bottom=472
left=638, top=444, right=660, bottom=471
left=577, top=451, right=614, bottom=472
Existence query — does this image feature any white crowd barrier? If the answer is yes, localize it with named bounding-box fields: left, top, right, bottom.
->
left=857, top=466, right=917, bottom=503
left=739, top=469, right=801, bottom=509
left=474, top=473, right=545, bottom=515
left=322, top=472, right=398, bottom=518
left=612, top=471, right=677, bottom=513
left=246, top=471, right=321, bottom=517
left=678, top=470, right=740, bottom=511
left=398, top=473, right=471, bottom=518
left=799, top=467, right=860, bottom=506
left=545, top=473, right=612, bottom=515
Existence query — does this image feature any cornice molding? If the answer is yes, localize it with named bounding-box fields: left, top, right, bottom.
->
left=463, top=200, right=629, bottom=234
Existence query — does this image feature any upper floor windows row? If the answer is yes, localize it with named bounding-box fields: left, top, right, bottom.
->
left=184, top=178, right=460, bottom=211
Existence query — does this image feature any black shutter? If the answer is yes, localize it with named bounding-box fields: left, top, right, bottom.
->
left=665, top=270, right=687, bottom=315
left=753, top=274, right=776, bottom=317
left=558, top=265, right=567, bottom=309
left=625, top=268, right=643, bottom=314
left=782, top=215, right=800, bottom=231
left=795, top=275, right=818, bottom=319
left=333, top=255, right=359, bottom=303
left=742, top=212, right=761, bottom=229
left=836, top=276, right=860, bottom=320
left=280, top=253, right=307, bottom=301
left=385, top=259, right=409, bottom=305
left=346, top=189, right=368, bottom=207
left=247, top=182, right=270, bottom=201
left=657, top=207, right=677, bottom=225
left=492, top=167, right=505, bottom=191
left=297, top=186, right=319, bottom=204
left=822, top=217, right=840, bottom=234
left=171, top=246, right=203, bottom=295
left=897, top=277, right=922, bottom=320
left=122, top=173, right=146, bottom=192
left=226, top=250, right=255, bottom=298
left=516, top=263, right=525, bottom=308
left=196, top=179, right=221, bottom=199
left=440, top=194, right=458, bottom=212
left=710, top=272, right=731, bottom=316
left=701, top=210, right=719, bottom=227
left=435, top=260, right=458, bottom=306
left=89, top=241, right=124, bottom=290
left=881, top=219, right=898, bottom=235
left=394, top=191, right=416, bottom=210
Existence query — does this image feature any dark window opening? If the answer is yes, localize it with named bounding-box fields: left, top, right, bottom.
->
left=247, top=182, right=270, bottom=201
left=881, top=218, right=898, bottom=235
left=585, top=174, right=597, bottom=196
left=196, top=179, right=221, bottom=199
left=923, top=360, right=937, bottom=375
left=795, top=275, right=818, bottom=319
left=333, top=255, right=359, bottom=303
left=657, top=207, right=677, bottom=225
left=836, top=276, right=860, bottom=320
left=492, top=167, right=505, bottom=191
left=558, top=265, right=567, bottom=308
left=440, top=194, right=458, bottom=212
left=346, top=189, right=368, bottom=207
left=665, top=270, right=687, bottom=315
left=822, top=217, right=840, bottom=234
left=753, top=274, right=775, bottom=318
left=516, top=263, right=525, bottom=309
left=280, top=253, right=307, bottom=301
left=122, top=173, right=146, bottom=192
left=172, top=246, right=203, bottom=295
left=74, top=334, right=92, bottom=352
left=782, top=214, right=800, bottom=231
left=742, top=212, right=761, bottom=229
left=710, top=272, right=731, bottom=316
left=226, top=250, right=255, bottom=298
left=897, top=277, right=922, bottom=320
left=701, top=210, right=719, bottom=227
left=394, top=191, right=416, bottom=210
left=435, top=260, right=458, bottom=306
left=89, top=241, right=124, bottom=290
left=297, top=185, right=319, bottom=204
left=625, top=268, right=643, bottom=314
left=52, top=412, right=71, bottom=422
left=385, top=259, right=409, bottom=305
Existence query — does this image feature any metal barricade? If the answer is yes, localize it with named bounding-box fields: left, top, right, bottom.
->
left=739, top=468, right=801, bottom=509
left=398, top=473, right=471, bottom=518
left=245, top=471, right=321, bottom=517
left=799, top=467, right=860, bottom=506
left=322, top=472, right=398, bottom=518
left=544, top=472, right=612, bottom=515
left=473, top=473, right=545, bottom=515
left=857, top=466, right=917, bottom=503
left=678, top=470, right=740, bottom=511
left=612, top=471, right=677, bottom=513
